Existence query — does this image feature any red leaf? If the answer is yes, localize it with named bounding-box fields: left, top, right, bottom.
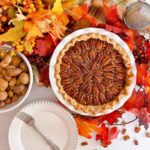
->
left=145, top=41, right=150, bottom=60
left=39, top=65, right=50, bottom=87
left=103, top=3, right=119, bottom=24
left=122, top=90, right=144, bottom=114
left=105, top=24, right=122, bottom=34
left=96, top=124, right=119, bottom=147
left=82, top=4, right=99, bottom=26
left=34, top=34, right=55, bottom=57
left=97, top=110, right=123, bottom=125
left=136, top=64, right=150, bottom=86
left=122, top=28, right=135, bottom=51
left=102, top=2, right=135, bottom=51
left=109, top=127, right=119, bottom=141
left=138, top=108, right=150, bottom=129
left=145, top=87, right=150, bottom=113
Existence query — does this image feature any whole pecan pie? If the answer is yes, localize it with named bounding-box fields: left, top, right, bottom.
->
left=55, top=33, right=134, bottom=114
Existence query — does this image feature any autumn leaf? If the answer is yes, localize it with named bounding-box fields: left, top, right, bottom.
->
left=96, top=124, right=119, bottom=147
left=66, top=5, right=85, bottom=21
left=105, top=24, right=122, bottom=34
left=103, top=3, right=119, bottom=24
left=20, top=7, right=68, bottom=49
left=24, top=41, right=33, bottom=53
left=97, top=110, right=123, bottom=125
left=136, top=64, right=150, bottom=86
left=122, top=90, right=144, bottom=114
left=74, top=116, right=102, bottom=139
left=138, top=108, right=150, bottom=130
left=123, top=28, right=135, bottom=51
left=145, top=41, right=150, bottom=60
left=62, top=0, right=78, bottom=9
left=72, top=18, right=91, bottom=30
left=0, top=21, right=25, bottom=42
left=82, top=4, right=99, bottom=26
left=24, top=21, right=43, bottom=42
left=39, top=65, right=50, bottom=87
left=24, top=21, right=43, bottom=53
left=115, top=23, right=135, bottom=52
left=145, top=87, right=150, bottom=113
left=52, top=0, right=63, bottom=14
left=34, top=34, right=55, bottom=57
left=67, top=4, right=99, bottom=27
left=102, top=2, right=135, bottom=51
left=87, top=6, right=106, bottom=24
left=27, top=9, right=68, bottom=40
left=58, top=13, right=69, bottom=26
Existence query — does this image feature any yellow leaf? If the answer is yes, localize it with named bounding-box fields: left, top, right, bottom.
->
left=24, top=21, right=43, bottom=42
left=24, top=41, right=34, bottom=53
left=0, top=21, right=25, bottom=42
left=62, top=0, right=78, bottom=9
left=52, top=0, right=63, bottom=14
left=24, top=21, right=43, bottom=53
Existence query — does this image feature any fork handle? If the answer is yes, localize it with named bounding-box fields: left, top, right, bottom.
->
left=32, top=125, right=60, bottom=150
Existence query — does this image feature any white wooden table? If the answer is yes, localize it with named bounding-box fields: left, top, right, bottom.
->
left=0, top=82, right=150, bottom=150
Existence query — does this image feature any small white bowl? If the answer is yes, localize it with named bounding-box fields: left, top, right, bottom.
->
left=0, top=45, right=33, bottom=113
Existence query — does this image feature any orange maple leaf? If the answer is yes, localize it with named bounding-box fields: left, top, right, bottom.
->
left=74, top=116, right=102, bottom=139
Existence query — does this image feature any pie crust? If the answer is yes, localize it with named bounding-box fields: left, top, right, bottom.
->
left=55, top=33, right=134, bottom=114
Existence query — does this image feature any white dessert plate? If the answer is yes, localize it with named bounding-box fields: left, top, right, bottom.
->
left=8, top=101, right=78, bottom=150
left=49, top=27, right=137, bottom=116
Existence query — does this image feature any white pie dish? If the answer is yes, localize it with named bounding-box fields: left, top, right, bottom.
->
left=49, top=27, right=137, bottom=116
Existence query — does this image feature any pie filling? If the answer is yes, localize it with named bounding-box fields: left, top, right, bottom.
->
left=59, top=38, right=126, bottom=106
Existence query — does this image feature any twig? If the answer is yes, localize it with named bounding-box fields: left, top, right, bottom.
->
left=113, top=116, right=138, bottom=126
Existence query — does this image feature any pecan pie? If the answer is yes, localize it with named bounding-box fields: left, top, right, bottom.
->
left=55, top=33, right=134, bottom=114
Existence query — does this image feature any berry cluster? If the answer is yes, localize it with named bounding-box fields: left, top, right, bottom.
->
left=133, top=35, right=148, bottom=64
left=0, top=1, right=10, bottom=32
left=22, top=0, right=44, bottom=13
left=28, top=55, right=47, bottom=68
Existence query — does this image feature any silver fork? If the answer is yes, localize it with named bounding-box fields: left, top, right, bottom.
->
left=17, top=111, right=60, bottom=150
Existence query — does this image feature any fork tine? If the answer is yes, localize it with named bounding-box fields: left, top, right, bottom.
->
left=17, top=112, right=26, bottom=121
left=17, top=111, right=33, bottom=123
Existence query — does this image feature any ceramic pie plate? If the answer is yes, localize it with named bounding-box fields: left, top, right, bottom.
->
left=8, top=101, right=78, bottom=150
left=49, top=27, right=137, bottom=116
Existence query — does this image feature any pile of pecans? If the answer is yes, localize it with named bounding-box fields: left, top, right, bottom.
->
left=0, top=50, right=29, bottom=108
left=60, top=39, right=126, bottom=105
